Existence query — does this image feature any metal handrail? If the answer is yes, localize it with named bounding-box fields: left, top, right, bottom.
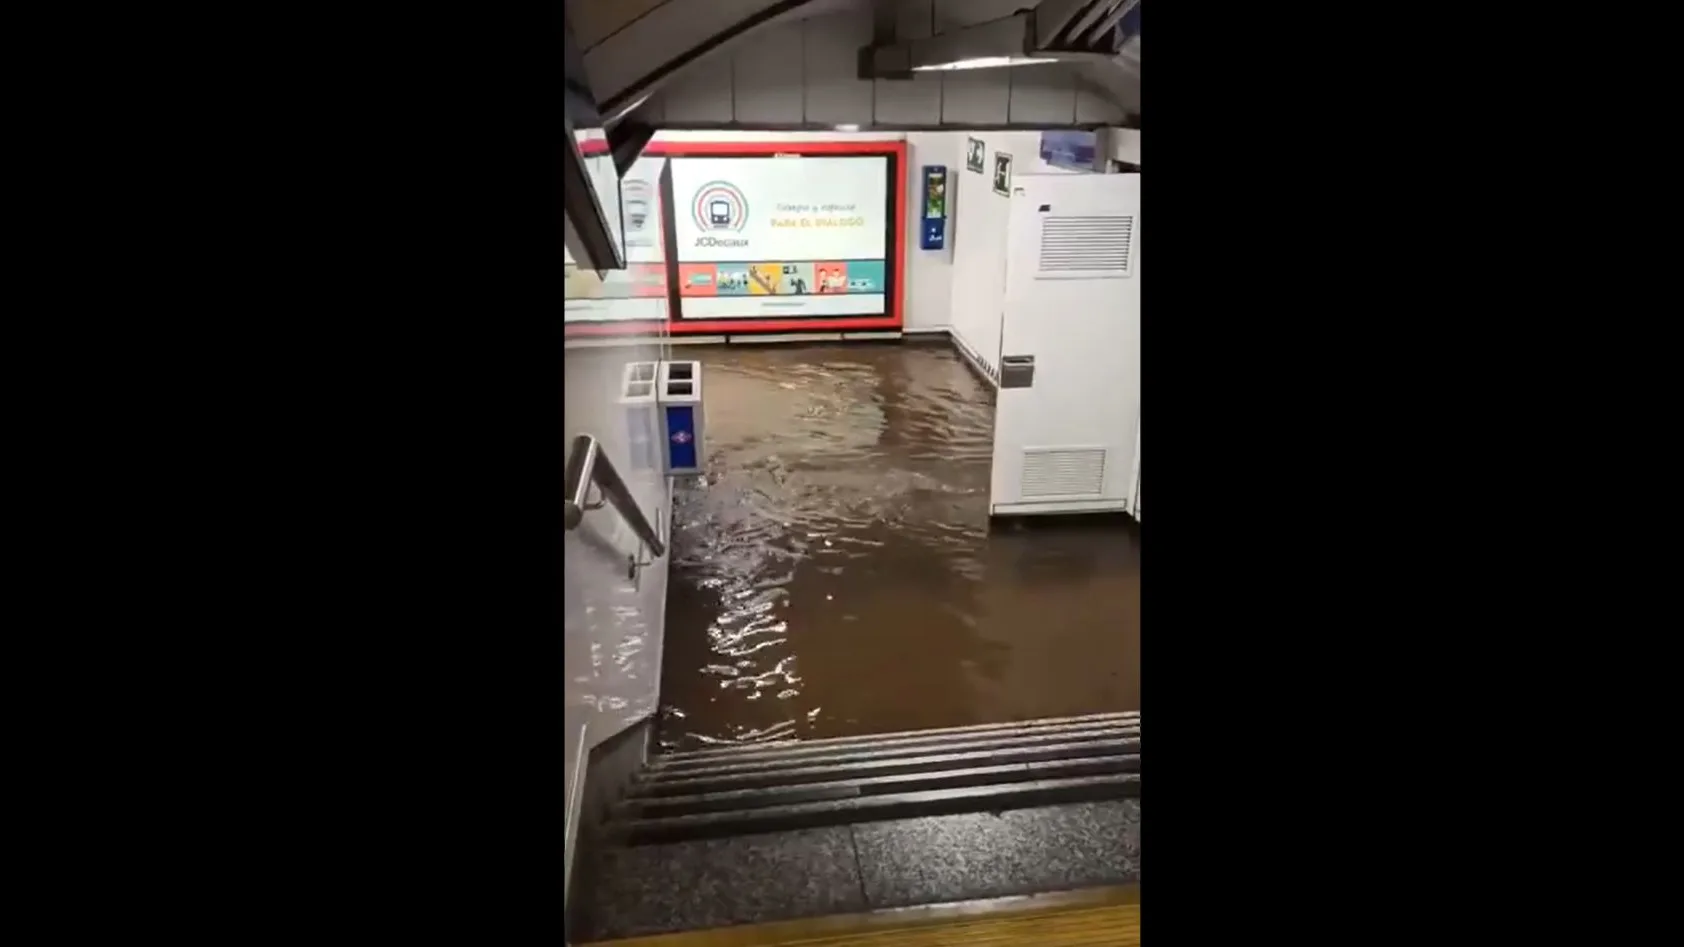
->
left=564, top=434, right=665, bottom=558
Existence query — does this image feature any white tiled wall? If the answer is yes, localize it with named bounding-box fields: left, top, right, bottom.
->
left=902, top=131, right=1076, bottom=333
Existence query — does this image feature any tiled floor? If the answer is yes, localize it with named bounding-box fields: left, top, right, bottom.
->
left=582, top=826, right=867, bottom=938
left=852, top=801, right=1142, bottom=908
left=576, top=800, right=1141, bottom=941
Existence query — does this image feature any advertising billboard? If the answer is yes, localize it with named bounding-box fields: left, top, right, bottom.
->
left=669, top=156, right=890, bottom=320
left=563, top=140, right=905, bottom=337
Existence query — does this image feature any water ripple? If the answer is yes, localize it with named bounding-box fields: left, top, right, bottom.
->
left=653, top=345, right=1140, bottom=751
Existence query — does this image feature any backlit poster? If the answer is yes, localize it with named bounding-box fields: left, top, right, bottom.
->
left=670, top=156, right=890, bottom=319
left=564, top=157, right=669, bottom=323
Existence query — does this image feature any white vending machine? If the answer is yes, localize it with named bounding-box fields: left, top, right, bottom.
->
left=989, top=172, right=1139, bottom=517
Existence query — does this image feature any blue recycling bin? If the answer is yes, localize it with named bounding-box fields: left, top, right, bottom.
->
left=656, top=360, right=705, bottom=477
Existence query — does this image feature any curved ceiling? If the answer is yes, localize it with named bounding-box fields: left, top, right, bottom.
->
left=567, top=0, right=1137, bottom=127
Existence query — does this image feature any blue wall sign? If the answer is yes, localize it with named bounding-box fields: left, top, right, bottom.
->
left=665, top=405, right=698, bottom=472
left=1039, top=131, right=1099, bottom=172
left=920, top=165, right=948, bottom=251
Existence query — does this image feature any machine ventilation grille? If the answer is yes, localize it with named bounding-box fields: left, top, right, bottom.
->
left=1020, top=448, right=1107, bottom=498
left=1037, top=216, right=1134, bottom=278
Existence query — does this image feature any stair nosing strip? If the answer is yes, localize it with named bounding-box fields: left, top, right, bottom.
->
left=654, top=711, right=1140, bottom=762
left=630, top=738, right=1142, bottom=795
left=619, top=754, right=1141, bottom=814
left=650, top=722, right=1141, bottom=772
left=638, top=728, right=1141, bottom=782
left=616, top=773, right=1142, bottom=836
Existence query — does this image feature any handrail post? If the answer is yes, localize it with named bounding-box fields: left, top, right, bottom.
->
left=563, top=434, right=666, bottom=559
left=564, top=435, right=598, bottom=530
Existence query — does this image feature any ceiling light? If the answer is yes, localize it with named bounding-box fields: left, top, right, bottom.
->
left=912, top=56, right=1060, bottom=72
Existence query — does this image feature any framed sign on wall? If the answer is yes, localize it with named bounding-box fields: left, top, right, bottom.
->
left=993, top=151, right=1013, bottom=197
left=671, top=154, right=891, bottom=322
left=565, top=140, right=908, bottom=338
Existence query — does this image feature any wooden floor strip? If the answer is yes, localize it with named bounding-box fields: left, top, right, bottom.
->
left=582, top=885, right=1139, bottom=947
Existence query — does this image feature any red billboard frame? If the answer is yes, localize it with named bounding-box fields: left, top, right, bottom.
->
left=565, top=139, right=908, bottom=338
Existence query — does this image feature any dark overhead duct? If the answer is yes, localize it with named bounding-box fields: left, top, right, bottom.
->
left=860, top=0, right=1138, bottom=80
left=1050, top=0, right=1125, bottom=48
left=861, top=8, right=1105, bottom=80
left=1085, top=0, right=1140, bottom=46
left=583, top=0, right=832, bottom=126
left=1035, top=0, right=1139, bottom=51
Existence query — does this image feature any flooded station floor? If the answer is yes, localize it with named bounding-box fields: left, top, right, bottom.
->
left=656, top=343, right=1140, bottom=751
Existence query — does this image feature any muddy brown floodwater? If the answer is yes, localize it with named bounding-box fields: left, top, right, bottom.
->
left=655, top=343, right=1140, bottom=751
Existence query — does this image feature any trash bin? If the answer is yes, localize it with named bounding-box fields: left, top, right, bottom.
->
left=618, top=361, right=660, bottom=471
left=656, top=360, right=705, bottom=476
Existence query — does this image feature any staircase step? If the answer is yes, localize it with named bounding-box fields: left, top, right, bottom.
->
left=617, top=753, right=1139, bottom=819
left=611, top=772, right=1140, bottom=845
left=653, top=710, right=1139, bottom=769
left=638, top=723, right=1139, bottom=785
left=648, top=721, right=1140, bottom=777
left=574, top=802, right=1141, bottom=941
left=629, top=735, right=1141, bottom=798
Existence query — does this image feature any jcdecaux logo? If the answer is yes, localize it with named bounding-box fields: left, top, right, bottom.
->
left=692, top=181, right=749, bottom=248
